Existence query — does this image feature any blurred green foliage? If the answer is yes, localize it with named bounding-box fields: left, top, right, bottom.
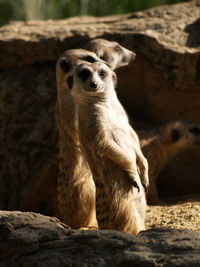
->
left=0, top=0, right=190, bottom=26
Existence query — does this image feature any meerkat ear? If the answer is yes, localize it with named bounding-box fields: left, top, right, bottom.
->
left=67, top=76, right=74, bottom=89
left=112, top=73, right=117, bottom=88
left=171, top=128, right=181, bottom=143
left=59, top=59, right=72, bottom=73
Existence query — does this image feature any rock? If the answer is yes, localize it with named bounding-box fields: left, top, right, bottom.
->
left=0, top=211, right=200, bottom=267
left=0, top=1, right=199, bottom=70
left=0, top=65, right=57, bottom=209
left=0, top=1, right=200, bottom=209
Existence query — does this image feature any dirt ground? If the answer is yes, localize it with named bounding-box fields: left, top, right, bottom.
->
left=146, top=196, right=200, bottom=231
left=81, top=196, right=200, bottom=232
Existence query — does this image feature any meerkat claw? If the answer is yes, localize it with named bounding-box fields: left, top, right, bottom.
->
left=132, top=180, right=140, bottom=192
left=143, top=183, right=148, bottom=193
left=127, top=176, right=140, bottom=192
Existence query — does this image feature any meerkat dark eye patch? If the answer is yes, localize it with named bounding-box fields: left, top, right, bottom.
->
left=190, top=127, right=200, bottom=135
left=67, top=76, right=74, bottom=89
left=78, top=69, right=91, bottom=81
left=60, top=59, right=72, bottom=73
left=82, top=55, right=97, bottom=63
left=171, top=129, right=181, bottom=142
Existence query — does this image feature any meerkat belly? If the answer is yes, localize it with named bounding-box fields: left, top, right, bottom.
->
left=104, top=102, right=135, bottom=158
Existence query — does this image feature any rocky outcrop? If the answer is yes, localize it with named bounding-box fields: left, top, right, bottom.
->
left=0, top=211, right=200, bottom=267
left=0, top=1, right=200, bottom=209
left=0, top=1, right=200, bottom=70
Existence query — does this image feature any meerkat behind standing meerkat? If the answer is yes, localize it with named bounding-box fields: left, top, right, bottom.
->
left=56, top=49, right=108, bottom=228
left=138, top=120, right=200, bottom=204
left=84, top=38, right=136, bottom=70
left=71, top=61, right=147, bottom=234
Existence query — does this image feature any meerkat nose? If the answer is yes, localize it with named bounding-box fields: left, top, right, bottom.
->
left=131, top=51, right=136, bottom=61
left=90, top=81, right=97, bottom=89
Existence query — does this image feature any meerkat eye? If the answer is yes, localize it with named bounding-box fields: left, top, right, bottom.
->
left=78, top=69, right=91, bottom=81
left=114, top=46, right=122, bottom=53
left=59, top=59, right=72, bottom=73
left=99, top=70, right=106, bottom=78
left=82, top=55, right=96, bottom=63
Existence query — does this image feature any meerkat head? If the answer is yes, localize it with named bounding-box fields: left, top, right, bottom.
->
left=56, top=49, right=108, bottom=91
left=72, top=61, right=117, bottom=98
left=163, top=120, right=200, bottom=151
left=84, top=38, right=136, bottom=70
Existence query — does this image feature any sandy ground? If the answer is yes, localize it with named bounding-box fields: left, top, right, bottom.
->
left=81, top=196, right=200, bottom=232
left=146, top=196, right=200, bottom=231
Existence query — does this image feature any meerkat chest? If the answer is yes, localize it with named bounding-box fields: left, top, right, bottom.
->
left=103, top=101, right=129, bottom=128
left=102, top=102, right=134, bottom=151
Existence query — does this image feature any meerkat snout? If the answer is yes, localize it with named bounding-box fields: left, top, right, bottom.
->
left=130, top=51, right=136, bottom=61
left=122, top=50, right=136, bottom=65
left=90, top=81, right=97, bottom=89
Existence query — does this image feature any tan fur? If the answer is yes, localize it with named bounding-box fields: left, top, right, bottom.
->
left=138, top=121, right=200, bottom=204
left=56, top=43, right=136, bottom=228
left=72, top=61, right=147, bottom=234
left=22, top=39, right=137, bottom=222
left=56, top=49, right=103, bottom=228
left=84, top=38, right=136, bottom=70
left=85, top=39, right=148, bottom=190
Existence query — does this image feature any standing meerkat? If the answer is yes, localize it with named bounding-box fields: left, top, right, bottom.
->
left=22, top=39, right=138, bottom=221
left=71, top=61, right=147, bottom=234
left=138, top=120, right=200, bottom=204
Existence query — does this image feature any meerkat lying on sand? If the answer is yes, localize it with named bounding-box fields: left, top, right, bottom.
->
left=71, top=61, right=147, bottom=234
left=138, top=120, right=200, bottom=204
